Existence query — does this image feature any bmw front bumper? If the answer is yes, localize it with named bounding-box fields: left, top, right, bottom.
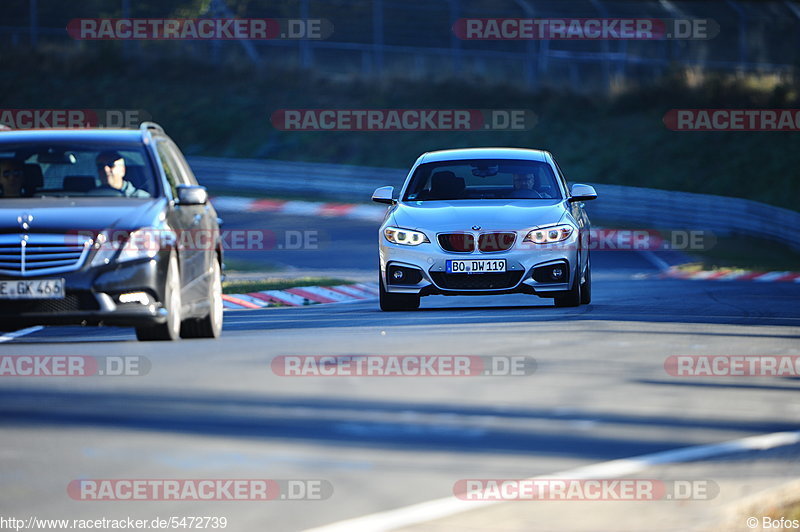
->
left=379, top=231, right=580, bottom=297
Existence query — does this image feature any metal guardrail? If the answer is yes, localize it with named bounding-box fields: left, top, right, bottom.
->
left=583, top=184, right=800, bottom=252
left=188, top=156, right=408, bottom=197
left=188, top=156, right=800, bottom=252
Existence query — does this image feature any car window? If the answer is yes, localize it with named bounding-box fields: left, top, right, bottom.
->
left=156, top=141, right=181, bottom=198
left=403, top=159, right=563, bottom=201
left=166, top=141, right=199, bottom=186
left=0, top=143, right=156, bottom=198
left=551, top=157, right=570, bottom=195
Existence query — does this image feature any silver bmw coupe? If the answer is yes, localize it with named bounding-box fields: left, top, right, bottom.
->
left=373, top=148, right=597, bottom=311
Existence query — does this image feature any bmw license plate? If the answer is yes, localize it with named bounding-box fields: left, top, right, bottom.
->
left=446, top=259, right=506, bottom=274
left=0, top=278, right=65, bottom=299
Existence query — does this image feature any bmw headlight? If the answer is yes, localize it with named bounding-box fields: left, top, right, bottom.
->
left=384, top=226, right=430, bottom=246
left=90, top=228, right=172, bottom=266
left=524, top=224, right=575, bottom=244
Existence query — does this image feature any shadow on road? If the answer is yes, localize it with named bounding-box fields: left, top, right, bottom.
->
left=0, top=388, right=797, bottom=461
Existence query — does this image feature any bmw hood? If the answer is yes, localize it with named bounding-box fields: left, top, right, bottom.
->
left=390, top=200, right=569, bottom=232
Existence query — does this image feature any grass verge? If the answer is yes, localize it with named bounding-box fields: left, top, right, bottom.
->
left=781, top=500, right=800, bottom=522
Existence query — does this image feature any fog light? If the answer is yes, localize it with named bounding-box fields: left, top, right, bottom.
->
left=532, top=261, right=569, bottom=284
left=118, top=292, right=150, bottom=305
left=387, top=265, right=423, bottom=285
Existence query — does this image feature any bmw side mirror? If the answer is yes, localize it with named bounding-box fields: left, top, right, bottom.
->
left=372, top=186, right=396, bottom=205
left=568, top=184, right=597, bottom=202
left=177, top=184, right=208, bottom=205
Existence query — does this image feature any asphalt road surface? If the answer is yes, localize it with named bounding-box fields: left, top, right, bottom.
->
left=1, top=211, right=799, bottom=531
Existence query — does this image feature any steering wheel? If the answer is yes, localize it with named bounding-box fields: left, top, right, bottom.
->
left=85, top=185, right=126, bottom=197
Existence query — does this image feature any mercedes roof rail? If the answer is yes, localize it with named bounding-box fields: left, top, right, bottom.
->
left=139, top=121, right=165, bottom=135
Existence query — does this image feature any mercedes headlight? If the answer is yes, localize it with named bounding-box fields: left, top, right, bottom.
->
left=90, top=228, right=172, bottom=266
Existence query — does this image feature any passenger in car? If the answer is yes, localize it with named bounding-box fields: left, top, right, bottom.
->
left=95, top=150, right=149, bottom=197
left=0, top=159, right=24, bottom=197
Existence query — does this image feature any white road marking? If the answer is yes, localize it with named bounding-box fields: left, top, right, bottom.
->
left=0, top=326, right=44, bottom=343
left=304, top=430, right=800, bottom=532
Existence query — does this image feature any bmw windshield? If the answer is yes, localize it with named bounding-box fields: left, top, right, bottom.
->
left=402, top=159, right=563, bottom=202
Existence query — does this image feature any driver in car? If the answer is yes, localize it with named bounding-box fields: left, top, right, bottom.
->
left=0, top=159, right=24, bottom=197
left=510, top=172, right=545, bottom=199
left=96, top=151, right=148, bottom=197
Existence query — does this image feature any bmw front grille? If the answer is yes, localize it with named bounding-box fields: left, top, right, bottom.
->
left=437, top=232, right=516, bottom=253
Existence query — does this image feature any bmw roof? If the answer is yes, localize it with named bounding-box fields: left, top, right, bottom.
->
left=419, top=147, right=549, bottom=163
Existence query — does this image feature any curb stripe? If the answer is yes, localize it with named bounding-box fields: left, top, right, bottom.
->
left=261, top=290, right=308, bottom=306
left=221, top=294, right=261, bottom=309
left=284, top=287, right=338, bottom=304
left=737, top=271, right=765, bottom=280
left=332, top=285, right=376, bottom=298
left=319, top=204, right=357, bottom=217
left=355, top=283, right=380, bottom=295
left=246, top=292, right=291, bottom=306
left=223, top=283, right=379, bottom=311
left=663, top=268, right=800, bottom=283
left=754, top=271, right=789, bottom=282
left=229, top=294, right=271, bottom=308
left=249, top=199, right=287, bottom=212
left=299, top=286, right=355, bottom=302
left=326, top=286, right=367, bottom=299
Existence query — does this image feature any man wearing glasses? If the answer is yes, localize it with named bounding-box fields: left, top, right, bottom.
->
left=96, top=150, right=149, bottom=197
